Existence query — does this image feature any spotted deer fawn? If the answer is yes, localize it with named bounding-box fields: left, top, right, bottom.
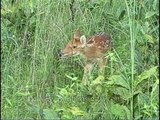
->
left=60, top=29, right=112, bottom=85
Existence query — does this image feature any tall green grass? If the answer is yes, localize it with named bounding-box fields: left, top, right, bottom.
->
left=2, top=0, right=159, bottom=119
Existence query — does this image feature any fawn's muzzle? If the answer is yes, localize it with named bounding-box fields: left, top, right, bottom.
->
left=59, top=51, right=64, bottom=58
left=59, top=50, right=69, bottom=58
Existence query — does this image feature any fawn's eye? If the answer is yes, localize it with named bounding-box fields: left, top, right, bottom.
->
left=73, top=45, right=77, bottom=48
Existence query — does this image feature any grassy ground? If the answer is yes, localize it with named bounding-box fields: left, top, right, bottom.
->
left=2, top=0, right=159, bottom=119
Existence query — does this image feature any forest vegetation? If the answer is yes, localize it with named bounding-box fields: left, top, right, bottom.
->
left=2, top=0, right=159, bottom=119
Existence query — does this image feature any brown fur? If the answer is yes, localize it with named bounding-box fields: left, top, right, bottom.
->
left=60, top=29, right=112, bottom=85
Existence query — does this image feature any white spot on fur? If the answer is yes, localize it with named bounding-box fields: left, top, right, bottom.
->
left=87, top=43, right=94, bottom=47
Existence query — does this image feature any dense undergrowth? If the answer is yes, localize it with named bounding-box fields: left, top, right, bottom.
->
left=1, top=0, right=159, bottom=119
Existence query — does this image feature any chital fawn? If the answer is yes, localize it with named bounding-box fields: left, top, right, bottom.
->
left=60, top=29, right=112, bottom=85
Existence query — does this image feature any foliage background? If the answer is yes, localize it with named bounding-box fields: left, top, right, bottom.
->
left=2, top=0, right=159, bottom=119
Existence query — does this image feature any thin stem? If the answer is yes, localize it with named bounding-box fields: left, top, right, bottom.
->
left=125, top=0, right=135, bottom=119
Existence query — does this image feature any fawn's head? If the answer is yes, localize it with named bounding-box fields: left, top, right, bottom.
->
left=60, top=29, right=86, bottom=58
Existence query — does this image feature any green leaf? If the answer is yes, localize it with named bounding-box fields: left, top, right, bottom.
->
left=111, top=103, right=128, bottom=119
left=6, top=98, right=12, bottom=106
left=144, top=34, right=154, bottom=43
left=123, top=105, right=131, bottom=120
left=108, top=75, right=130, bottom=89
left=91, top=75, right=104, bottom=86
left=119, top=10, right=125, bottom=20
left=43, top=109, right=59, bottom=120
left=27, top=102, right=42, bottom=114
left=69, top=107, right=86, bottom=116
left=145, top=11, right=156, bottom=19
left=151, top=77, right=159, bottom=100
left=95, top=85, right=103, bottom=94
left=134, top=66, right=157, bottom=87
left=112, top=87, right=131, bottom=100
left=138, top=93, right=150, bottom=106
left=59, top=88, right=69, bottom=96
left=8, top=75, right=14, bottom=81
left=65, top=74, right=78, bottom=81
left=16, top=92, right=30, bottom=96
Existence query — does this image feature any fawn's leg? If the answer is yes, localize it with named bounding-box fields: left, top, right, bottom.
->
left=98, top=57, right=106, bottom=75
left=82, top=63, right=93, bottom=85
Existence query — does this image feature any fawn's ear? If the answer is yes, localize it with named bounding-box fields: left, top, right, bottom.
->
left=74, top=29, right=81, bottom=39
left=80, top=35, right=86, bottom=47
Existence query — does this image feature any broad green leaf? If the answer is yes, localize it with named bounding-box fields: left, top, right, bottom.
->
left=134, top=66, right=157, bottom=87
left=43, top=109, right=59, bottom=120
left=112, top=87, right=131, bottom=100
left=95, top=85, right=102, bottom=94
left=69, top=107, right=86, bottom=116
left=27, top=102, right=42, bottom=114
left=105, top=52, right=117, bottom=62
left=110, top=103, right=128, bottom=119
left=108, top=75, right=130, bottom=89
left=123, top=105, right=131, bottom=120
left=91, top=75, right=104, bottom=86
left=59, top=88, right=68, bottom=96
left=138, top=93, right=150, bottom=106
left=135, top=115, right=143, bottom=120
left=151, top=77, right=159, bottom=100
left=145, top=11, right=156, bottom=19
left=104, top=80, right=115, bottom=86
left=144, top=34, right=154, bottom=43
left=62, top=112, right=73, bottom=120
